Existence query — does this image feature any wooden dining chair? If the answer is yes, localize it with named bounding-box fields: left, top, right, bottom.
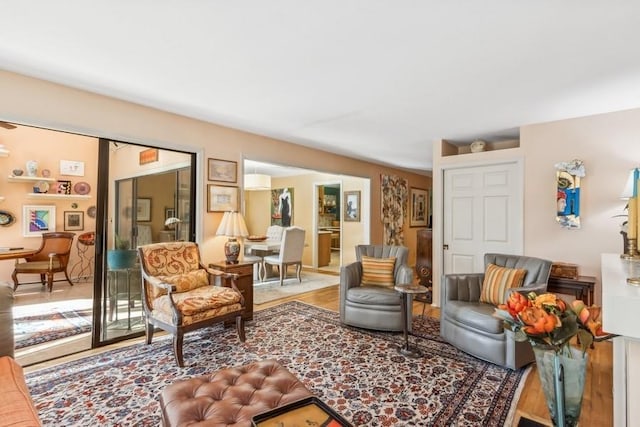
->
left=12, top=232, right=76, bottom=292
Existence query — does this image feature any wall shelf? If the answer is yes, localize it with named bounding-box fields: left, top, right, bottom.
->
left=7, top=175, right=56, bottom=183
left=26, top=193, right=91, bottom=200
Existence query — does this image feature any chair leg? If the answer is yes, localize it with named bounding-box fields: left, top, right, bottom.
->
left=145, top=321, right=154, bottom=345
left=11, top=271, right=18, bottom=291
left=47, top=273, right=54, bottom=292
left=173, top=332, right=185, bottom=367
left=64, top=269, right=74, bottom=287
left=236, top=315, right=246, bottom=342
left=296, top=263, right=302, bottom=282
left=40, top=274, right=46, bottom=287
left=279, top=264, right=284, bottom=286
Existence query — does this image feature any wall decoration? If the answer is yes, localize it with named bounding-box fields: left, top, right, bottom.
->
left=208, top=185, right=238, bottom=212
left=271, top=187, right=294, bottom=226
left=59, top=160, right=85, bottom=176
left=139, top=148, right=159, bottom=165
left=208, top=158, right=237, bottom=183
left=0, top=210, right=16, bottom=227
left=56, top=180, right=72, bottom=195
left=344, top=191, right=361, bottom=222
left=555, top=159, right=585, bottom=229
left=23, top=205, right=56, bottom=237
left=410, top=187, right=429, bottom=227
left=64, top=211, right=84, bottom=231
left=381, top=174, right=408, bottom=245
left=137, top=198, right=152, bottom=222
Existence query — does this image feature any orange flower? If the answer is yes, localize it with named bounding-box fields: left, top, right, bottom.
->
left=532, top=293, right=566, bottom=312
left=519, top=306, right=560, bottom=334
left=499, top=292, right=530, bottom=317
left=570, top=300, right=603, bottom=337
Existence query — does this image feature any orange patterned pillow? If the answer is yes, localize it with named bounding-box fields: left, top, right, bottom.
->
left=480, top=263, right=527, bottom=305
left=157, top=269, right=209, bottom=294
left=361, top=256, right=396, bottom=287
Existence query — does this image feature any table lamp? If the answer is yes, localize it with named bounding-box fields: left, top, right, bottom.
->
left=216, top=211, right=249, bottom=263
left=164, top=217, right=182, bottom=241
left=621, top=167, right=640, bottom=285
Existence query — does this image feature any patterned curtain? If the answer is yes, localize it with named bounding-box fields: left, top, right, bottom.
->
left=380, top=174, right=408, bottom=245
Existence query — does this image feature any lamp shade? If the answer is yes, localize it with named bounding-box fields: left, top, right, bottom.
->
left=164, top=217, right=181, bottom=226
left=216, top=211, right=249, bottom=237
left=244, top=174, right=271, bottom=191
left=621, top=168, right=640, bottom=199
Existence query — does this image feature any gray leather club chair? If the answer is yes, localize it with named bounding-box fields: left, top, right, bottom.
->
left=340, top=245, right=414, bottom=332
left=440, top=253, right=552, bottom=370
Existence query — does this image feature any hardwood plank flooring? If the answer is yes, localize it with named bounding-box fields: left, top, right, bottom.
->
left=24, top=282, right=613, bottom=426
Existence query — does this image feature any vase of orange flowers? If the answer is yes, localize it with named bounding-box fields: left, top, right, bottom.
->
left=494, top=292, right=608, bottom=427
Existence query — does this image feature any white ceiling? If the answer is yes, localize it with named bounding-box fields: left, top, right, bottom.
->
left=2, top=1, right=640, bottom=173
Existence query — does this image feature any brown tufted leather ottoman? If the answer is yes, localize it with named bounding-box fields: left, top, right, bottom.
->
left=159, top=359, right=313, bottom=427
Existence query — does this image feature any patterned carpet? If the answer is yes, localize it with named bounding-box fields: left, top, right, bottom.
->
left=26, top=301, right=529, bottom=426
left=14, top=308, right=92, bottom=349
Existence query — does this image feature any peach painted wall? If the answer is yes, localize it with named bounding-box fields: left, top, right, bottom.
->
left=522, top=108, right=640, bottom=304
left=0, top=70, right=431, bottom=270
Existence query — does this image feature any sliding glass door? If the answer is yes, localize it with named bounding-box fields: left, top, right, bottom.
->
left=93, top=139, right=195, bottom=346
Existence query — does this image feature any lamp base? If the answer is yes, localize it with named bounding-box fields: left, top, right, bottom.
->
left=224, top=238, right=241, bottom=264
left=621, top=238, right=640, bottom=260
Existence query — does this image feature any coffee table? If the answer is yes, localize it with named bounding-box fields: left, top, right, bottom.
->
left=394, top=283, right=428, bottom=357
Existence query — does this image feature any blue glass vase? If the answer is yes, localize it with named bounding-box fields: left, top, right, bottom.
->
left=533, top=346, right=587, bottom=427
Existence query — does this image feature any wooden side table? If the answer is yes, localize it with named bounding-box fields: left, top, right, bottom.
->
left=209, top=260, right=254, bottom=321
left=547, top=275, right=596, bottom=306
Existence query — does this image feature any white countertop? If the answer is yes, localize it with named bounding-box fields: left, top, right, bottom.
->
left=601, top=253, right=640, bottom=339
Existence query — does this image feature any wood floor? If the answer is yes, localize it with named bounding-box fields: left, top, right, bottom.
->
left=25, top=282, right=614, bottom=426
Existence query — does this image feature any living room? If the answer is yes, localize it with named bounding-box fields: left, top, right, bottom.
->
left=2, top=3, right=640, bottom=425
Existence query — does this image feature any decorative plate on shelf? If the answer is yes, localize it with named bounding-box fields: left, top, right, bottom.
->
left=87, top=205, right=97, bottom=218
left=0, top=210, right=15, bottom=226
left=35, top=181, right=49, bottom=193
left=74, top=181, right=91, bottom=195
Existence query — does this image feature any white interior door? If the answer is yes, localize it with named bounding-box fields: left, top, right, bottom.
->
left=443, top=161, right=523, bottom=274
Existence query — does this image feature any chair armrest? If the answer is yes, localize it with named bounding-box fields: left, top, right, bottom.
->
left=395, top=264, right=414, bottom=285
left=441, top=273, right=485, bottom=304
left=340, top=262, right=362, bottom=291
left=142, top=272, right=177, bottom=293
left=205, top=268, right=244, bottom=306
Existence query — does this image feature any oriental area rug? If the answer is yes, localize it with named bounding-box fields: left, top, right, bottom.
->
left=26, top=301, right=529, bottom=426
left=14, top=308, right=92, bottom=349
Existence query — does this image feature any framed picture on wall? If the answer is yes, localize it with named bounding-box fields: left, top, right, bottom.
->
left=64, top=211, right=84, bottom=231
left=22, top=205, right=56, bottom=237
left=344, top=191, right=360, bottom=222
left=208, top=185, right=238, bottom=212
left=271, top=187, right=294, bottom=226
left=207, top=158, right=237, bottom=183
left=410, top=187, right=428, bottom=227
left=137, top=198, right=152, bottom=221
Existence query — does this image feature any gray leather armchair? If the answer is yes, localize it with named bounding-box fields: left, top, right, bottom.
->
left=440, top=253, right=552, bottom=370
left=339, top=245, right=414, bottom=332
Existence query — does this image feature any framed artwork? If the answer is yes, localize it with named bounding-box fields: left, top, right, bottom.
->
left=271, top=187, right=294, bottom=226
left=23, top=205, right=56, bottom=237
left=410, top=187, right=429, bottom=227
left=137, top=198, right=152, bottom=221
left=165, top=207, right=175, bottom=221
left=139, top=148, right=159, bottom=165
left=208, top=185, right=238, bottom=212
left=208, top=158, right=237, bottom=183
left=344, top=191, right=361, bottom=222
left=59, top=160, right=85, bottom=176
left=64, top=211, right=84, bottom=231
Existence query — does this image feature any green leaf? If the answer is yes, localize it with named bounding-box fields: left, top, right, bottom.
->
left=577, top=329, right=593, bottom=356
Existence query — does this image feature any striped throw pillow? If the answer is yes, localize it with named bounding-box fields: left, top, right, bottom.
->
left=480, top=263, right=527, bottom=305
left=361, top=256, right=396, bottom=287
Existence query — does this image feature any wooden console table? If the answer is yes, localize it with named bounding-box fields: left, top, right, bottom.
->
left=209, top=260, right=254, bottom=321
left=547, top=275, right=596, bottom=306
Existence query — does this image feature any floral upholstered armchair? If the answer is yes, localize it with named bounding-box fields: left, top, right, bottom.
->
left=138, top=242, right=246, bottom=367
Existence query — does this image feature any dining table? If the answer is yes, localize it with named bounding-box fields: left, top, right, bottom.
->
left=0, top=247, right=38, bottom=261
left=243, top=239, right=281, bottom=280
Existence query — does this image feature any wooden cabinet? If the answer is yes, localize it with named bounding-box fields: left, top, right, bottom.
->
left=318, top=231, right=331, bottom=267
left=209, top=261, right=254, bottom=321
left=415, top=229, right=432, bottom=303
